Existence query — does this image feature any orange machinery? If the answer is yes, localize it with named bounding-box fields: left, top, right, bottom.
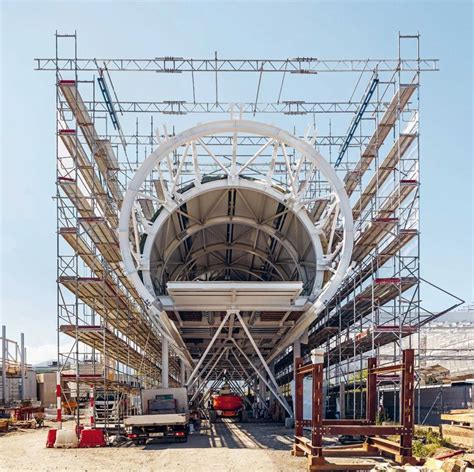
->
left=212, top=383, right=243, bottom=418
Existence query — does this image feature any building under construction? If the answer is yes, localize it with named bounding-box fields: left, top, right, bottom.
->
left=33, top=32, right=467, bottom=467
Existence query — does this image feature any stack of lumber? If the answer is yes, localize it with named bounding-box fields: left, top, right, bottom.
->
left=441, top=409, right=474, bottom=449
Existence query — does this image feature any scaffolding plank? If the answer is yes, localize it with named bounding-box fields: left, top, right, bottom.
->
left=352, top=133, right=417, bottom=221
left=57, top=276, right=165, bottom=368
left=59, top=81, right=123, bottom=206
left=308, top=276, right=417, bottom=349
left=335, top=229, right=417, bottom=304
left=60, top=324, right=162, bottom=380
left=59, top=129, right=119, bottom=228
left=94, top=139, right=123, bottom=205
left=344, top=85, right=416, bottom=197
left=327, top=325, right=417, bottom=363
left=352, top=183, right=417, bottom=263
left=60, top=372, right=141, bottom=393
left=58, top=80, right=99, bottom=151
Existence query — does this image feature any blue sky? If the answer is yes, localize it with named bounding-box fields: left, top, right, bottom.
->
left=1, top=1, right=472, bottom=363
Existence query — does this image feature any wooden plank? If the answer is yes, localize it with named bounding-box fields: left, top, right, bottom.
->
left=441, top=413, right=474, bottom=424
left=442, top=424, right=474, bottom=448
left=448, top=409, right=474, bottom=415
left=372, top=363, right=404, bottom=374
left=442, top=424, right=474, bottom=439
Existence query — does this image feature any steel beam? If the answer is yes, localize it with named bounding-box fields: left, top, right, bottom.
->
left=230, top=339, right=293, bottom=417
left=75, top=100, right=391, bottom=115
left=188, top=343, right=227, bottom=390
left=229, top=350, right=268, bottom=407
left=189, top=347, right=228, bottom=403
left=185, top=311, right=231, bottom=387
left=235, top=310, right=292, bottom=408
left=35, top=57, right=439, bottom=73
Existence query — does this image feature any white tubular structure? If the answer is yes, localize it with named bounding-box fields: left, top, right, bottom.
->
left=119, top=119, right=353, bottom=389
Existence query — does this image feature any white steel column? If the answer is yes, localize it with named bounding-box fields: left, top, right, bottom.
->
left=269, top=360, right=275, bottom=409
left=293, top=338, right=301, bottom=359
left=180, top=358, right=186, bottom=387
left=293, top=338, right=301, bottom=417
left=2, top=326, right=7, bottom=404
left=189, top=347, right=228, bottom=403
left=20, top=333, right=25, bottom=401
left=161, top=337, right=169, bottom=388
left=188, top=344, right=226, bottom=390
left=229, top=350, right=267, bottom=408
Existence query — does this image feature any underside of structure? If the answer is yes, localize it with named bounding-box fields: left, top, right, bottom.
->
left=39, top=33, right=463, bottom=428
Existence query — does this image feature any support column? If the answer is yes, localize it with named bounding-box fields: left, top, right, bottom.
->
left=311, top=361, right=325, bottom=465
left=292, top=357, right=304, bottom=457
left=162, top=337, right=169, bottom=388
left=259, top=376, right=266, bottom=418
left=400, top=349, right=415, bottom=464
left=366, top=357, right=377, bottom=424
left=259, top=376, right=266, bottom=399
left=293, top=339, right=301, bottom=359
left=180, top=358, right=186, bottom=387
left=20, top=333, right=25, bottom=401
left=269, top=360, right=276, bottom=417
left=292, top=338, right=301, bottom=418
left=2, top=326, right=7, bottom=405
left=339, top=382, right=345, bottom=419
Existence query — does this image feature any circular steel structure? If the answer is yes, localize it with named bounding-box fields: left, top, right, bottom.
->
left=119, top=119, right=354, bottom=359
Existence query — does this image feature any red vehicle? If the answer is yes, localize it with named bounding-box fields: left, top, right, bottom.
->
left=210, top=384, right=243, bottom=421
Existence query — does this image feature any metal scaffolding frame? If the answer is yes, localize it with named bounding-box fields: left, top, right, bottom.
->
left=36, top=32, right=462, bottom=430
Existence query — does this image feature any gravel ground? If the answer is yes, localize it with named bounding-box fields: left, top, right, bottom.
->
left=0, top=420, right=306, bottom=472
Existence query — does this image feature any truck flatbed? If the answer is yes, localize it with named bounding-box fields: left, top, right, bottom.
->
left=124, top=413, right=187, bottom=427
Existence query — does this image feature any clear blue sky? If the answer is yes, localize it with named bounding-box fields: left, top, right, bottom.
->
left=1, top=1, right=472, bottom=363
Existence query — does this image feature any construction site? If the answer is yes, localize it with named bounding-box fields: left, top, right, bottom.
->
left=1, top=26, right=473, bottom=472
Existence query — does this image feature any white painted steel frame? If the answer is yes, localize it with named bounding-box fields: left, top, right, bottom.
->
left=119, top=119, right=354, bottom=366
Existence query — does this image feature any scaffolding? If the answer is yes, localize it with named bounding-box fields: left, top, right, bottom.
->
left=1, top=326, right=28, bottom=405
left=36, top=32, right=463, bottom=429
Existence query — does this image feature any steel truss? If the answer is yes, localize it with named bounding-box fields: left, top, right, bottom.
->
left=35, top=56, right=438, bottom=72
left=69, top=100, right=401, bottom=115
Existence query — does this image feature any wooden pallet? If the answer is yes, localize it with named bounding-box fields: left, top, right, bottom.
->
left=441, top=410, right=474, bottom=449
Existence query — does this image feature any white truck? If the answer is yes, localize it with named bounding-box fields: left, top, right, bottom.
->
left=124, top=388, right=189, bottom=445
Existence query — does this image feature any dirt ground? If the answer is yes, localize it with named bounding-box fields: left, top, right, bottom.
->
left=0, top=420, right=307, bottom=472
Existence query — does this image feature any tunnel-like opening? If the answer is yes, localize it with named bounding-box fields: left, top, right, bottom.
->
left=145, top=185, right=318, bottom=297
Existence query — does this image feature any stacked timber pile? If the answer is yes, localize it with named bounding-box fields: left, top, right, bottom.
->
left=441, top=409, right=474, bottom=449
